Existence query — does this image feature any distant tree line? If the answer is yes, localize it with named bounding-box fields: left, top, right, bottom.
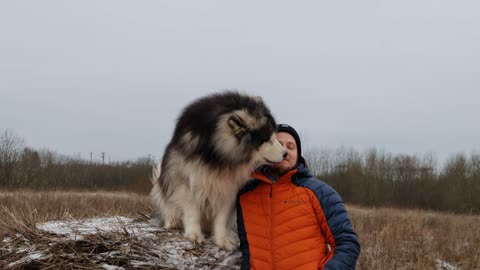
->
left=0, top=130, right=152, bottom=193
left=305, top=147, right=480, bottom=214
left=2, top=129, right=480, bottom=214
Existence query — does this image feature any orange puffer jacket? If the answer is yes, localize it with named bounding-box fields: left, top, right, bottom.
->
left=236, top=162, right=360, bottom=270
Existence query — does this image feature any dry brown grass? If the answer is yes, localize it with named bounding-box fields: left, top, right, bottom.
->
left=1, top=190, right=479, bottom=269
left=350, top=205, right=480, bottom=270
left=0, top=190, right=150, bottom=236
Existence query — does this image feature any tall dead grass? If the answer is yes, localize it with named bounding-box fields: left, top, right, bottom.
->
left=350, top=205, right=480, bottom=269
left=1, top=191, right=479, bottom=269
left=0, top=190, right=150, bottom=236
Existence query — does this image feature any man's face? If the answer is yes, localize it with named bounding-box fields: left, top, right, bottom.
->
left=268, top=132, right=298, bottom=176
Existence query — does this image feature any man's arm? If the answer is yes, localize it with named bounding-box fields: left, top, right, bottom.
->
left=310, top=180, right=361, bottom=270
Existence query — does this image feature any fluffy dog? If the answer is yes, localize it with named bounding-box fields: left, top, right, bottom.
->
left=150, top=91, right=286, bottom=250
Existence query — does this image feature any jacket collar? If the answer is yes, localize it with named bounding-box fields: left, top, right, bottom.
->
left=251, top=157, right=312, bottom=184
left=251, top=169, right=298, bottom=184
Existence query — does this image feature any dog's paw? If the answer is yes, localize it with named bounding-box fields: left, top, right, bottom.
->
left=163, top=220, right=175, bottom=229
left=163, top=216, right=181, bottom=229
left=184, top=230, right=205, bottom=244
left=214, top=234, right=237, bottom=251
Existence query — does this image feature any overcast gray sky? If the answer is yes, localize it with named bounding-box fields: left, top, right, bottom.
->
left=1, top=1, right=479, bottom=164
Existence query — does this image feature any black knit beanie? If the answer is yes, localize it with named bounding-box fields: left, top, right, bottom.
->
left=277, top=124, right=302, bottom=160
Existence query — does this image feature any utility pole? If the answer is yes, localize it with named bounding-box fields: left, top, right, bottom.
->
left=101, top=152, right=105, bottom=164
left=90, top=152, right=93, bottom=164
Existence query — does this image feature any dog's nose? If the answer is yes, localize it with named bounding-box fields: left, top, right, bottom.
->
left=282, top=151, right=288, bottom=158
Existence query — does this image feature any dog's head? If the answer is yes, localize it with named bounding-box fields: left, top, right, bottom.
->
left=213, top=95, right=286, bottom=167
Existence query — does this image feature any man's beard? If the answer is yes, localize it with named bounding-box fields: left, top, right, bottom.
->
left=268, top=162, right=293, bottom=177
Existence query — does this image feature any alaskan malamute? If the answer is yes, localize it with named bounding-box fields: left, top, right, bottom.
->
left=150, top=91, right=286, bottom=250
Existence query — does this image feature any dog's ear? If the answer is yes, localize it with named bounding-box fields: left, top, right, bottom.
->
left=252, top=95, right=263, bottom=103
left=228, top=114, right=247, bottom=139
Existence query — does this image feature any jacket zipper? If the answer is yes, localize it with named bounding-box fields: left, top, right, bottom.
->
left=270, top=184, right=275, bottom=270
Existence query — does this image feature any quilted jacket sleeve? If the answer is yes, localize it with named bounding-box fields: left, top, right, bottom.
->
left=309, top=180, right=361, bottom=270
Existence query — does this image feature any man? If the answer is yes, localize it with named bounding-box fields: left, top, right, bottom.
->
left=237, top=124, right=360, bottom=270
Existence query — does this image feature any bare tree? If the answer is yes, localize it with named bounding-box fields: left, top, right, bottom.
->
left=18, top=147, right=42, bottom=186
left=0, top=129, right=25, bottom=187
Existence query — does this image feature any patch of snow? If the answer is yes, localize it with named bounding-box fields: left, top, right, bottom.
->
left=435, top=259, right=462, bottom=270
left=27, top=252, right=44, bottom=260
left=7, top=251, right=47, bottom=268
left=38, top=216, right=165, bottom=241
left=102, top=264, right=125, bottom=270
left=1, top=237, right=12, bottom=253
left=36, top=216, right=135, bottom=240
left=2, top=237, right=12, bottom=243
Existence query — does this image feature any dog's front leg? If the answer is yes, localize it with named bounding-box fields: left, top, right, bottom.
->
left=213, top=195, right=237, bottom=250
left=182, top=198, right=205, bottom=244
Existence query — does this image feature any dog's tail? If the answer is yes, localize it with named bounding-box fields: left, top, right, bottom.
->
left=149, top=161, right=168, bottom=227
left=150, top=161, right=162, bottom=186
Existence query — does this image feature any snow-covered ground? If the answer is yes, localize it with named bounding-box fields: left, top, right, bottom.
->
left=1, top=216, right=241, bottom=270
left=435, top=259, right=463, bottom=270
left=36, top=216, right=158, bottom=241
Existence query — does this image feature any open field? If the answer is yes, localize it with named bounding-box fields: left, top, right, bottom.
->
left=1, top=191, right=479, bottom=269
left=349, top=205, right=480, bottom=269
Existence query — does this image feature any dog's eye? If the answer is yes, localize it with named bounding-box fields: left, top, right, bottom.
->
left=260, top=134, right=270, bottom=143
left=251, top=132, right=269, bottom=147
